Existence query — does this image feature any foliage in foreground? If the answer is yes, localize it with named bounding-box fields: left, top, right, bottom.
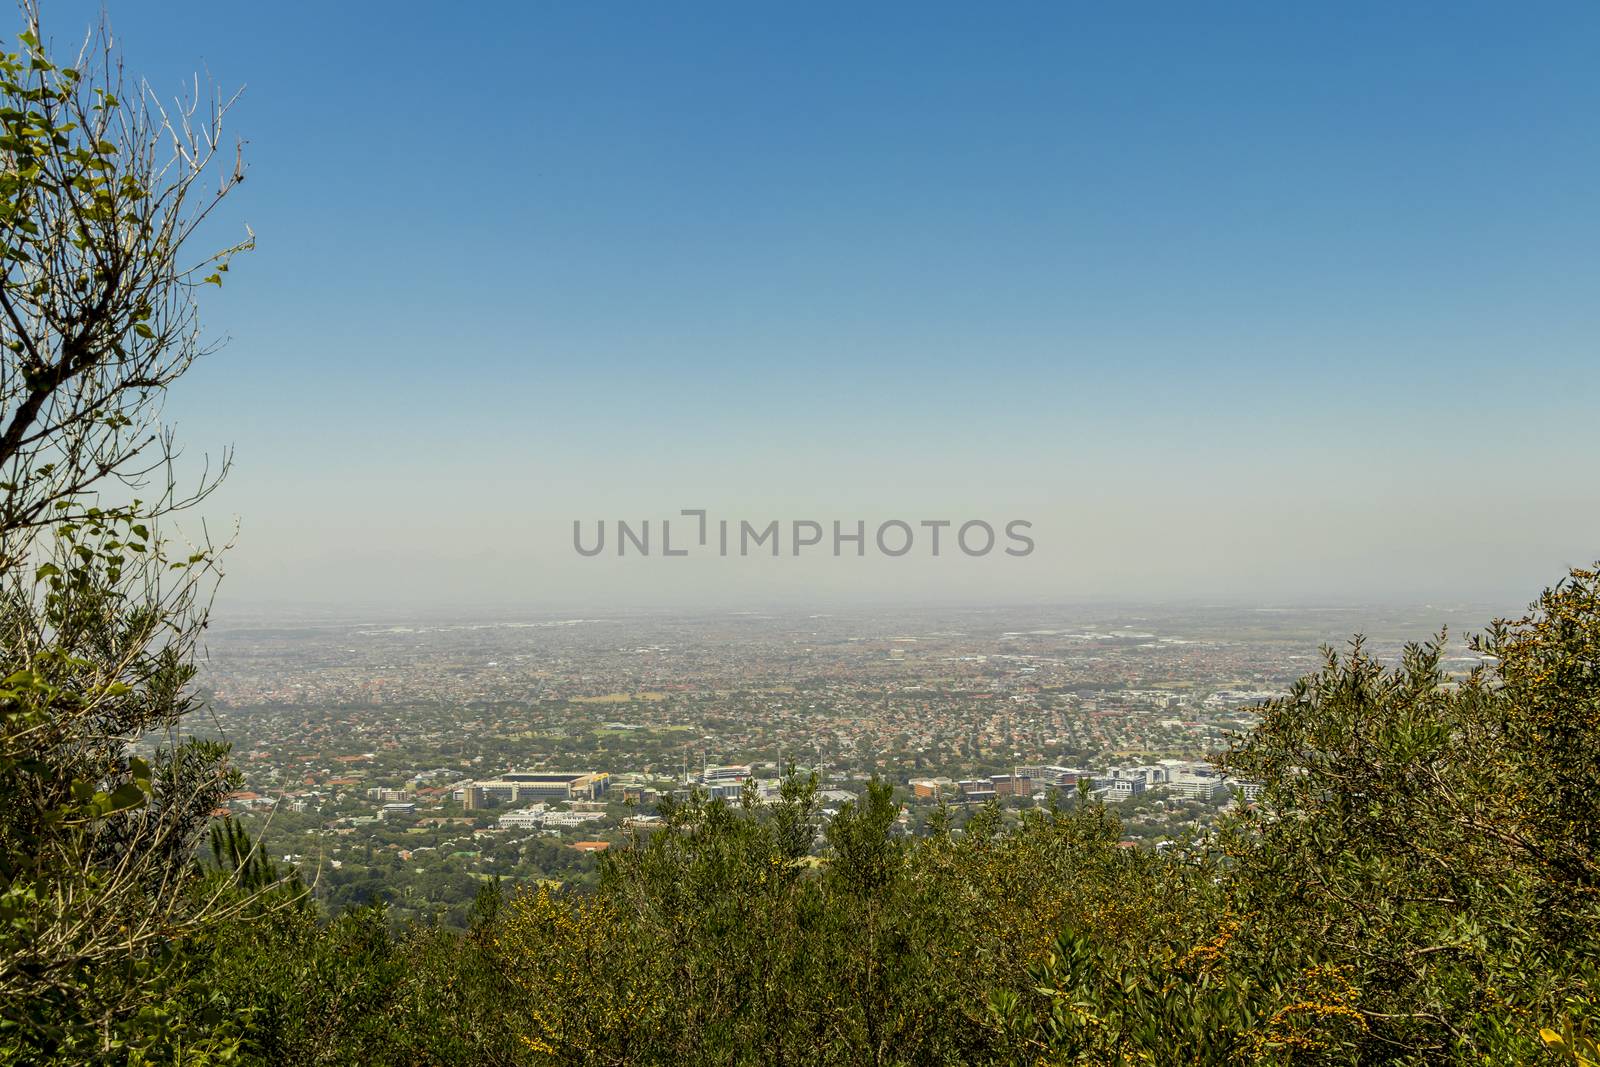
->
left=8, top=567, right=1592, bottom=1066
left=0, top=0, right=1587, bottom=1062
left=0, top=13, right=1596, bottom=1062
left=0, top=6, right=252, bottom=1062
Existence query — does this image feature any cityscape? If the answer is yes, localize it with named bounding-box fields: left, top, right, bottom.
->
left=175, top=601, right=1494, bottom=925
left=6, top=0, right=1596, bottom=1060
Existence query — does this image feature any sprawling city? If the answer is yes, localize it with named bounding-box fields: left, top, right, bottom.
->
left=173, top=602, right=1492, bottom=926
left=7, top=0, right=1597, bottom=1062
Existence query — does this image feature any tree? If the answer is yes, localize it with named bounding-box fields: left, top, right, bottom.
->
left=0, top=4, right=255, bottom=1060
left=991, top=567, right=1600, bottom=1064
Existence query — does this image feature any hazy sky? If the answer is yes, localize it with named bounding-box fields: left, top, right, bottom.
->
left=44, top=1, right=1600, bottom=612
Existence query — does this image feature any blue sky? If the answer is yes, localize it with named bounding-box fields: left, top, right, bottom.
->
left=41, top=2, right=1600, bottom=611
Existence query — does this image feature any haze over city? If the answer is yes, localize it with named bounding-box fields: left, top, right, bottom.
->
left=8, top=1, right=1600, bottom=1061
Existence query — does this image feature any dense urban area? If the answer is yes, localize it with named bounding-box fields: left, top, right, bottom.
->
left=169, top=601, right=1493, bottom=927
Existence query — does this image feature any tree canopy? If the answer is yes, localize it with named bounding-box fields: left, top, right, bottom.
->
left=2, top=7, right=1598, bottom=1066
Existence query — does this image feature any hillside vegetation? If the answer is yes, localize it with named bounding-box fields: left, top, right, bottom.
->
left=2, top=10, right=1598, bottom=1064
left=5, top=568, right=1599, bottom=1064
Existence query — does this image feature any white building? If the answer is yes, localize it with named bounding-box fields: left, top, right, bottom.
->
left=542, top=810, right=602, bottom=828
left=497, top=805, right=548, bottom=829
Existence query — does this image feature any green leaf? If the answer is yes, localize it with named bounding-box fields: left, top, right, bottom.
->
left=107, top=781, right=147, bottom=812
